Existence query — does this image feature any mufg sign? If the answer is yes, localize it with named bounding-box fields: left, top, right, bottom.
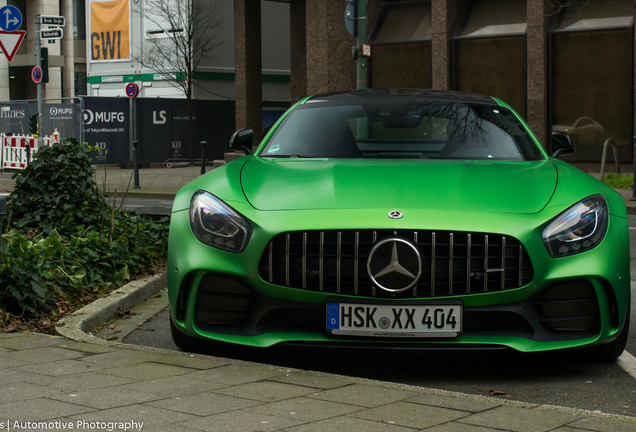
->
left=83, top=97, right=130, bottom=165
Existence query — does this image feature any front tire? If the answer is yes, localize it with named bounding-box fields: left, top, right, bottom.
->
left=597, top=305, right=630, bottom=361
left=170, top=317, right=200, bottom=352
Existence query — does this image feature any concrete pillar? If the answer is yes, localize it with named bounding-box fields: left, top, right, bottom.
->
left=0, top=0, right=8, bottom=101
left=431, top=0, right=466, bottom=90
left=305, top=0, right=355, bottom=95
left=234, top=0, right=263, bottom=144
left=527, top=0, right=551, bottom=148
left=61, top=0, right=74, bottom=98
left=290, top=0, right=307, bottom=103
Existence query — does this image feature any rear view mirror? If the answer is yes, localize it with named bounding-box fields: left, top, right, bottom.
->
left=551, top=131, right=575, bottom=158
left=230, top=128, right=253, bottom=155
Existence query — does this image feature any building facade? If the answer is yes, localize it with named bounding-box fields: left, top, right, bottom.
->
left=1, top=0, right=635, bottom=163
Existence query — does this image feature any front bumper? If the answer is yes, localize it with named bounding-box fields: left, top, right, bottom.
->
left=167, top=206, right=630, bottom=352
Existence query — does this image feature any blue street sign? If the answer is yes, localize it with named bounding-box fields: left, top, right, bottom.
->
left=0, top=6, right=22, bottom=32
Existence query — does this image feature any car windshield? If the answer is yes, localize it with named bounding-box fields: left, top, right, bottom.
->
left=261, top=100, right=544, bottom=161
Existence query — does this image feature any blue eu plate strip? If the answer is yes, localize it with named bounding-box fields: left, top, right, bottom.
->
left=327, top=303, right=340, bottom=330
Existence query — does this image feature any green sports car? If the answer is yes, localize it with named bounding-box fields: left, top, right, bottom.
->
left=168, top=89, right=630, bottom=360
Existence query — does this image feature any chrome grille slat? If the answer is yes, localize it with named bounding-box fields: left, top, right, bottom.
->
left=431, top=232, right=436, bottom=296
left=466, top=234, right=471, bottom=294
left=518, top=245, right=523, bottom=286
left=354, top=231, right=359, bottom=294
left=285, top=234, right=290, bottom=286
left=302, top=233, right=307, bottom=289
left=319, top=232, right=324, bottom=291
left=260, top=230, right=533, bottom=298
left=501, top=237, right=506, bottom=290
left=449, top=233, right=454, bottom=295
left=484, top=235, right=489, bottom=292
left=337, top=232, right=342, bottom=293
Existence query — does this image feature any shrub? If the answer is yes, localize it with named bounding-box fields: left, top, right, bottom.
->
left=1, top=139, right=168, bottom=314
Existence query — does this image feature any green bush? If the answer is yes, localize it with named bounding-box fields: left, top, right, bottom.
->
left=1, top=139, right=168, bottom=314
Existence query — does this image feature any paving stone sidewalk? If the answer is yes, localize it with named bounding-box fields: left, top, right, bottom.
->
left=0, top=331, right=634, bottom=432
left=0, top=166, right=202, bottom=198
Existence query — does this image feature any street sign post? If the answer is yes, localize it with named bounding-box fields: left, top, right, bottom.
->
left=40, top=28, right=63, bottom=40
left=0, top=5, right=22, bottom=32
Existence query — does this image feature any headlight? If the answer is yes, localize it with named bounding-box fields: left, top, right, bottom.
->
left=542, top=195, right=608, bottom=258
left=190, top=190, right=252, bottom=253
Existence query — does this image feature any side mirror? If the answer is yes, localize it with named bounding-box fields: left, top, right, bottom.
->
left=230, top=128, right=253, bottom=155
left=551, top=131, right=575, bottom=158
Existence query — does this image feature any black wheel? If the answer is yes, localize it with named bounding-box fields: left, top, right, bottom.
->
left=170, top=317, right=200, bottom=352
left=597, top=304, right=630, bottom=361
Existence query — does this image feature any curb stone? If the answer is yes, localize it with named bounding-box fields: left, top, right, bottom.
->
left=56, top=273, right=167, bottom=345
left=54, top=272, right=636, bottom=426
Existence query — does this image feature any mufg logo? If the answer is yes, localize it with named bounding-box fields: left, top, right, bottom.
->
left=50, top=107, right=73, bottom=116
left=84, top=109, right=125, bottom=125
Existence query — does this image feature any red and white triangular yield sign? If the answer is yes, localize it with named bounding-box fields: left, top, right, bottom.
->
left=0, top=30, right=26, bottom=62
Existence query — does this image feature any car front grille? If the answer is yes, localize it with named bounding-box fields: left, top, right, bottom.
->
left=258, top=230, right=534, bottom=298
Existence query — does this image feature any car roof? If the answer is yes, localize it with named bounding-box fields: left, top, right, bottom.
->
left=306, top=89, right=498, bottom=105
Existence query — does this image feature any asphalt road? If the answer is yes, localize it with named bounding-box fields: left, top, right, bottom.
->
left=121, top=203, right=636, bottom=418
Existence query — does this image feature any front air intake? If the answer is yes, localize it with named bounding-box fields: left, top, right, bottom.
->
left=536, top=281, right=600, bottom=332
left=195, top=275, right=253, bottom=325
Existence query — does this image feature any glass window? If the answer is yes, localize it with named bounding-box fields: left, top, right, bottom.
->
left=371, top=43, right=431, bottom=89
left=371, top=3, right=432, bottom=42
left=73, top=0, right=86, bottom=40
left=554, top=0, right=634, bottom=32
left=453, top=1, right=527, bottom=118
left=552, top=30, right=632, bottom=150
left=261, top=101, right=543, bottom=161
left=143, top=0, right=184, bottom=38
left=74, top=72, right=87, bottom=96
left=454, top=36, right=526, bottom=118
left=369, top=2, right=432, bottom=89
left=457, top=0, right=526, bottom=38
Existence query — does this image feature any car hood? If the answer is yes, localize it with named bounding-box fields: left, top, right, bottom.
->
left=241, top=158, right=557, bottom=214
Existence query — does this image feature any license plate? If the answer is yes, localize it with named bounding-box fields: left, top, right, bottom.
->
left=326, top=302, right=462, bottom=338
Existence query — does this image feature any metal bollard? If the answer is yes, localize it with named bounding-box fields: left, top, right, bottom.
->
left=0, top=197, right=6, bottom=245
left=133, top=140, right=141, bottom=189
left=200, top=141, right=208, bottom=175
left=25, top=139, right=31, bottom=167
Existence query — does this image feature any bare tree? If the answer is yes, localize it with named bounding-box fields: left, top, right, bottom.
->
left=135, top=0, right=222, bottom=164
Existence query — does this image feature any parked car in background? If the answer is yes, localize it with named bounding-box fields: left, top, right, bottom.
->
left=553, top=116, right=604, bottom=145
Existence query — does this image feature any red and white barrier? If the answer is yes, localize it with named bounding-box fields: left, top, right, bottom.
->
left=1, top=131, right=60, bottom=170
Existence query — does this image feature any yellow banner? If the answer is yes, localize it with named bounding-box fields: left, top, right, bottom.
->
left=89, top=0, right=130, bottom=62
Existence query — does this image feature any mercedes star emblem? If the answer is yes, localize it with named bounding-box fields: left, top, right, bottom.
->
left=367, top=238, right=422, bottom=293
left=388, top=210, right=403, bottom=219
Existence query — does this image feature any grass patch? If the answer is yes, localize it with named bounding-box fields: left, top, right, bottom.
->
left=602, top=173, right=633, bottom=190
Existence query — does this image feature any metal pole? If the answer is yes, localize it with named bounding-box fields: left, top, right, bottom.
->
left=0, top=196, right=5, bottom=245
left=356, top=0, right=367, bottom=89
left=133, top=140, right=140, bottom=189
left=129, top=98, right=134, bottom=161
left=36, top=15, right=43, bottom=148
left=200, top=141, right=207, bottom=175
left=632, top=136, right=636, bottom=201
